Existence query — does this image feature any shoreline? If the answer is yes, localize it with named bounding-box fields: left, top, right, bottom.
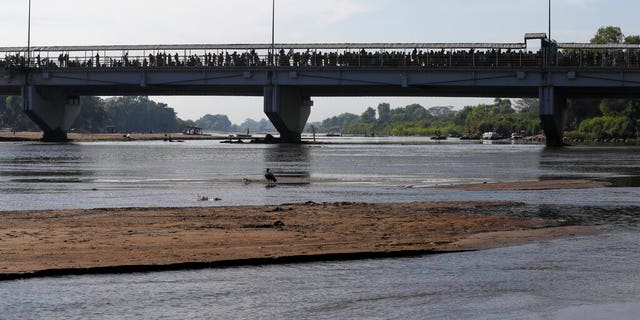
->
left=2, top=131, right=639, bottom=146
left=0, top=131, right=225, bottom=142
left=0, top=201, right=596, bottom=281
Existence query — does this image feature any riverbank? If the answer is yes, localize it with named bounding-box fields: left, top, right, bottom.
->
left=0, top=201, right=595, bottom=280
left=0, top=131, right=223, bottom=142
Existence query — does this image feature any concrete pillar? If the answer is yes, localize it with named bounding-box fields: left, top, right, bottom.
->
left=539, top=86, right=568, bottom=147
left=22, top=86, right=81, bottom=142
left=264, top=86, right=312, bottom=143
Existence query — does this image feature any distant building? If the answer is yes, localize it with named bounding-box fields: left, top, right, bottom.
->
left=183, top=126, right=203, bottom=135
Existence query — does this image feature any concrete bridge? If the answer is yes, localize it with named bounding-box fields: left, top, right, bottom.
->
left=2, top=33, right=640, bottom=145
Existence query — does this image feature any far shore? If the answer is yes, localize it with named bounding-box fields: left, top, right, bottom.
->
left=2, top=131, right=639, bottom=145
left=0, top=131, right=225, bottom=142
left=0, top=201, right=596, bottom=280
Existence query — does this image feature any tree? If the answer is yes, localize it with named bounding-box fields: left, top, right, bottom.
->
left=195, top=114, right=233, bottom=131
left=579, top=26, right=640, bottom=138
left=72, top=97, right=108, bottom=132
left=465, top=99, right=517, bottom=136
left=377, top=103, right=391, bottom=123
left=178, top=118, right=197, bottom=128
left=428, top=106, right=454, bottom=118
left=625, top=35, right=640, bottom=44
left=319, top=113, right=359, bottom=132
left=237, top=118, right=276, bottom=132
left=0, top=96, right=6, bottom=127
left=493, top=98, right=514, bottom=114
left=0, top=96, right=37, bottom=131
left=579, top=116, right=635, bottom=139
left=591, top=26, right=624, bottom=44
left=103, top=96, right=179, bottom=133
left=514, top=98, right=538, bottom=114
left=512, top=98, right=541, bottom=135
left=390, top=104, right=430, bottom=122
left=360, top=107, right=377, bottom=123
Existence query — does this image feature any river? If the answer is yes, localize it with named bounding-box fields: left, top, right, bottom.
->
left=1, top=137, right=639, bottom=319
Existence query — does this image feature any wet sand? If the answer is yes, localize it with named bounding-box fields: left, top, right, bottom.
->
left=0, top=201, right=595, bottom=280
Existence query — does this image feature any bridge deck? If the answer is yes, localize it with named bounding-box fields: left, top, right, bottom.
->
left=3, top=35, right=640, bottom=98
left=3, top=36, right=640, bottom=70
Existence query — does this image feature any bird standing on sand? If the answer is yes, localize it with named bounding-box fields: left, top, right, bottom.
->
left=265, top=168, right=277, bottom=185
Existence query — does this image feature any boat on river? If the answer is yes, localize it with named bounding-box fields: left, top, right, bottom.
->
left=482, top=132, right=503, bottom=140
left=510, top=131, right=525, bottom=140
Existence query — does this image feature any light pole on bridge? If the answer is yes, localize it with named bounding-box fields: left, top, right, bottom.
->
left=271, top=0, right=275, bottom=66
left=27, top=0, right=32, bottom=67
left=548, top=0, right=551, bottom=40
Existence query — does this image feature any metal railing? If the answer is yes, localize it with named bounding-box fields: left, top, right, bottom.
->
left=2, top=42, right=640, bottom=70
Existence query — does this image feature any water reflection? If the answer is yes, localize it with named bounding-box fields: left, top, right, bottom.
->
left=3, top=140, right=640, bottom=210
left=264, top=144, right=311, bottom=185
left=539, top=146, right=640, bottom=182
left=502, top=204, right=640, bottom=228
left=602, top=176, right=640, bottom=188
left=0, top=144, right=94, bottom=186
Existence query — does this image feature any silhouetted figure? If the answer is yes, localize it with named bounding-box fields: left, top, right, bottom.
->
left=265, top=168, right=277, bottom=185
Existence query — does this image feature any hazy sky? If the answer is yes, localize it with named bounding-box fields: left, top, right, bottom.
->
left=2, top=0, right=637, bottom=123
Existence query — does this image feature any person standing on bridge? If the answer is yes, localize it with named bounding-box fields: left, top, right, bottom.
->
left=95, top=53, right=100, bottom=68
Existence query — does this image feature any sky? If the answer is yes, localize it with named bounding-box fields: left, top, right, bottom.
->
left=2, top=0, right=638, bottom=124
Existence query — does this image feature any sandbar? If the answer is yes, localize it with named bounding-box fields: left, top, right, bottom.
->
left=0, top=201, right=595, bottom=280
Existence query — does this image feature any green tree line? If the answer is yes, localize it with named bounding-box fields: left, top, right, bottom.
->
left=188, top=114, right=276, bottom=133
left=310, top=98, right=540, bottom=138
left=1, top=95, right=181, bottom=133
left=565, top=26, right=640, bottom=140
left=1, top=95, right=275, bottom=133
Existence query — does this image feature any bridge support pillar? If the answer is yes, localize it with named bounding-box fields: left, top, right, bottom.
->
left=22, top=86, right=81, bottom=142
left=264, top=86, right=312, bottom=143
left=539, top=86, right=567, bottom=147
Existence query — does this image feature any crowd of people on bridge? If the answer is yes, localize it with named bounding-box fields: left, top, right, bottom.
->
left=3, top=47, right=640, bottom=70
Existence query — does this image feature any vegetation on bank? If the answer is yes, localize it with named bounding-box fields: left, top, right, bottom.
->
left=0, top=96, right=182, bottom=133
left=309, top=99, right=539, bottom=138
left=1, top=94, right=639, bottom=141
left=565, top=26, right=640, bottom=141
left=0, top=95, right=276, bottom=134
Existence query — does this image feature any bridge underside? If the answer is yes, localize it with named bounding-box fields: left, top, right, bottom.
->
left=3, top=67, right=640, bottom=144
left=11, top=86, right=640, bottom=100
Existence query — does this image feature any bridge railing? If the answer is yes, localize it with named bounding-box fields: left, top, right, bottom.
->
left=553, top=48, right=640, bottom=68
left=2, top=43, right=640, bottom=70
left=1, top=46, right=540, bottom=69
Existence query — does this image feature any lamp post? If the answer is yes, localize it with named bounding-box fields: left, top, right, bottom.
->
left=271, top=0, right=275, bottom=66
left=27, top=0, right=32, bottom=67
left=548, top=0, right=551, bottom=40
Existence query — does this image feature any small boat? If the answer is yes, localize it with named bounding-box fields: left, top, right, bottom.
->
left=510, top=131, right=525, bottom=140
left=482, top=132, right=503, bottom=140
